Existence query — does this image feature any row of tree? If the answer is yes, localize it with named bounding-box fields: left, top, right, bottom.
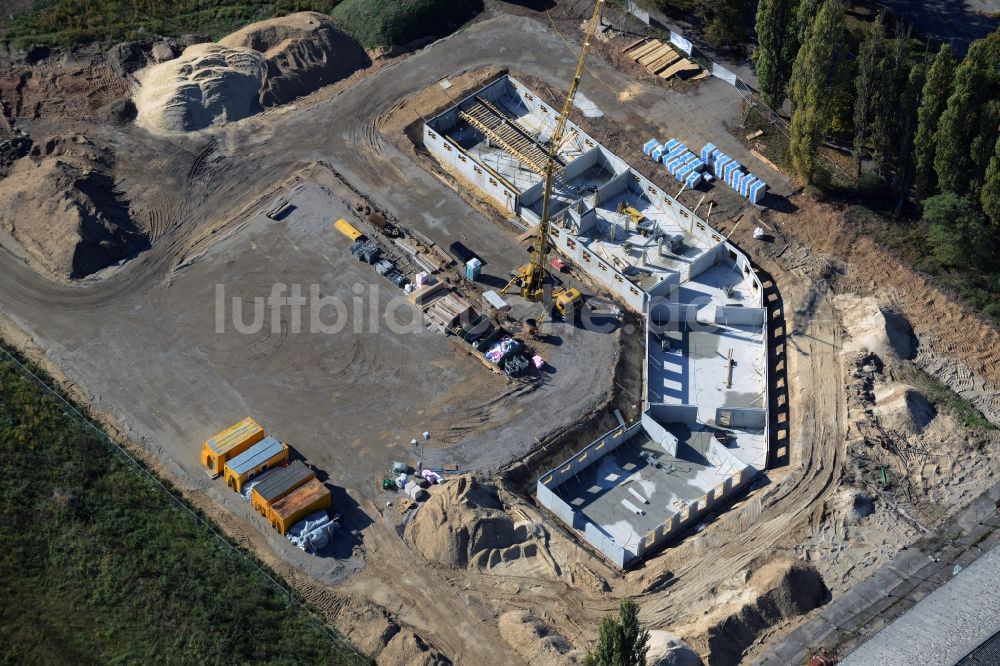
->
left=753, top=0, right=999, bottom=270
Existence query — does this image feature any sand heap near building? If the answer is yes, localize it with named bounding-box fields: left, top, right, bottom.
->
left=135, top=12, right=367, bottom=132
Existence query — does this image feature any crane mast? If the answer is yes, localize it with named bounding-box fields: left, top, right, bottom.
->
left=514, top=0, right=604, bottom=300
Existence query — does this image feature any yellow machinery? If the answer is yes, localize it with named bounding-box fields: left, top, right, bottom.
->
left=200, top=417, right=265, bottom=479
left=617, top=202, right=645, bottom=225
left=334, top=218, right=365, bottom=242
left=503, top=0, right=604, bottom=301
left=554, top=287, right=584, bottom=318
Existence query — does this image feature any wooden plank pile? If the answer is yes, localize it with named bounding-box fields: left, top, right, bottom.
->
left=622, top=38, right=701, bottom=81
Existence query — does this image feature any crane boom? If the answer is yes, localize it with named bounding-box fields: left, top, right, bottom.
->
left=512, top=0, right=604, bottom=300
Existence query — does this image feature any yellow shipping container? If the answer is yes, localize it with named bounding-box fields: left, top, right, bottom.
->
left=334, top=218, right=364, bottom=242
left=200, top=417, right=265, bottom=479
left=250, top=460, right=315, bottom=517
left=223, top=436, right=289, bottom=494
left=264, top=478, right=331, bottom=534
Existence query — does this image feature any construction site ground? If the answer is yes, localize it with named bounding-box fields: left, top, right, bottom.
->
left=2, top=8, right=1000, bottom=665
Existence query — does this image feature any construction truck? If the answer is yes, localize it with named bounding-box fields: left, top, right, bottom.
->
left=554, top=287, right=584, bottom=319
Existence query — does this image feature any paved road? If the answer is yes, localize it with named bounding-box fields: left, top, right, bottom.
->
left=755, top=480, right=1000, bottom=665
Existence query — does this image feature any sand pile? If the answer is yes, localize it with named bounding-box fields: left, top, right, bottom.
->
left=646, top=631, right=703, bottom=666
left=874, top=384, right=936, bottom=434
left=405, top=474, right=535, bottom=569
left=134, top=13, right=366, bottom=132
left=134, top=43, right=267, bottom=132
left=219, top=12, right=368, bottom=107
left=835, top=295, right=916, bottom=360
left=498, top=610, right=585, bottom=666
left=0, top=140, right=149, bottom=279
left=680, top=560, right=827, bottom=665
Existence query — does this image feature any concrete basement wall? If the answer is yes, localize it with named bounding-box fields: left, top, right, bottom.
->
left=717, top=407, right=767, bottom=430
left=715, top=306, right=766, bottom=327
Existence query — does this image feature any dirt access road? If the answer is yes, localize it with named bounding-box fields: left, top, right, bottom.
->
left=0, top=13, right=849, bottom=664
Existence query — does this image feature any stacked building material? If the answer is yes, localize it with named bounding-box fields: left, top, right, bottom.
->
left=701, top=142, right=768, bottom=204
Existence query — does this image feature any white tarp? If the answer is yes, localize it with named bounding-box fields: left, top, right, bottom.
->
left=669, top=32, right=692, bottom=55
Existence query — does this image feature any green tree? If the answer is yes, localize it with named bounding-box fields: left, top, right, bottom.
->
left=752, top=0, right=799, bottom=106
left=933, top=31, right=1000, bottom=196
left=913, top=44, right=957, bottom=197
left=584, top=598, right=651, bottom=666
left=870, top=29, right=911, bottom=177
left=924, top=193, right=993, bottom=269
left=853, top=13, right=885, bottom=177
left=982, top=133, right=1000, bottom=227
left=788, top=0, right=845, bottom=181
left=706, top=0, right=748, bottom=48
left=795, top=0, right=823, bottom=44
left=892, top=62, right=926, bottom=215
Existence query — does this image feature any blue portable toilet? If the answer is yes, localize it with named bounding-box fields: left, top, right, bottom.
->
left=714, top=154, right=732, bottom=178
left=700, top=143, right=716, bottom=163
left=643, top=139, right=660, bottom=155
left=466, top=257, right=483, bottom=281
left=748, top=180, right=767, bottom=204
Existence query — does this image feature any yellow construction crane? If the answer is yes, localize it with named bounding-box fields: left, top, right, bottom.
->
left=504, top=0, right=604, bottom=301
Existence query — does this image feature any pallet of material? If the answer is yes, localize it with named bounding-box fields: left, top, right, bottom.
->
left=621, top=37, right=648, bottom=53
left=638, top=44, right=673, bottom=67
left=658, top=59, right=700, bottom=80
left=628, top=40, right=663, bottom=60
left=648, top=52, right=681, bottom=75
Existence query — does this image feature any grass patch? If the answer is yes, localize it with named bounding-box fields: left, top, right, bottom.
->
left=2, top=1, right=345, bottom=48
left=0, top=345, right=367, bottom=665
left=2, top=0, right=485, bottom=51
left=330, top=0, right=483, bottom=49
left=901, top=363, right=997, bottom=432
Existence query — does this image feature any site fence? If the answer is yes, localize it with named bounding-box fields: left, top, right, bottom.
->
left=0, top=342, right=369, bottom=664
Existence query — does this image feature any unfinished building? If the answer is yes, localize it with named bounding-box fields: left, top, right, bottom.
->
left=424, top=75, right=769, bottom=567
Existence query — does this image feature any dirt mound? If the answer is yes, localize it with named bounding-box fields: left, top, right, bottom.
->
left=498, top=610, right=584, bottom=666
left=0, top=139, right=149, bottom=279
left=646, top=631, right=703, bottom=666
left=874, top=384, right=936, bottom=434
left=405, top=474, right=529, bottom=569
left=680, top=560, right=828, bottom=665
left=832, top=488, right=876, bottom=525
left=835, top=295, right=916, bottom=361
left=219, top=12, right=368, bottom=107
left=134, top=43, right=267, bottom=132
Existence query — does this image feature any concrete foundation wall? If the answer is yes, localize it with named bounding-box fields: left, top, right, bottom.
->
left=688, top=242, right=725, bottom=282
left=423, top=125, right=518, bottom=212
left=641, top=410, right=677, bottom=455
left=585, top=521, right=628, bottom=568
left=715, top=306, right=766, bottom=327
left=549, top=227, right=647, bottom=312
left=536, top=480, right=575, bottom=527
left=647, top=403, right=699, bottom=424
left=649, top=301, right=700, bottom=328
left=717, top=407, right=767, bottom=430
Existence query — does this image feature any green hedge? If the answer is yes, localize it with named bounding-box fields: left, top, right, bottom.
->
left=331, top=0, right=483, bottom=49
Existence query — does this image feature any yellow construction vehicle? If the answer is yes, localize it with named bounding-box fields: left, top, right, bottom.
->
left=503, top=0, right=604, bottom=301
left=617, top=202, right=645, bottom=225
left=554, top=287, right=584, bottom=318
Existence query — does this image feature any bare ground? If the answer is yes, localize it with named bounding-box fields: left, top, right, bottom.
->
left=1, top=7, right=999, bottom=666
